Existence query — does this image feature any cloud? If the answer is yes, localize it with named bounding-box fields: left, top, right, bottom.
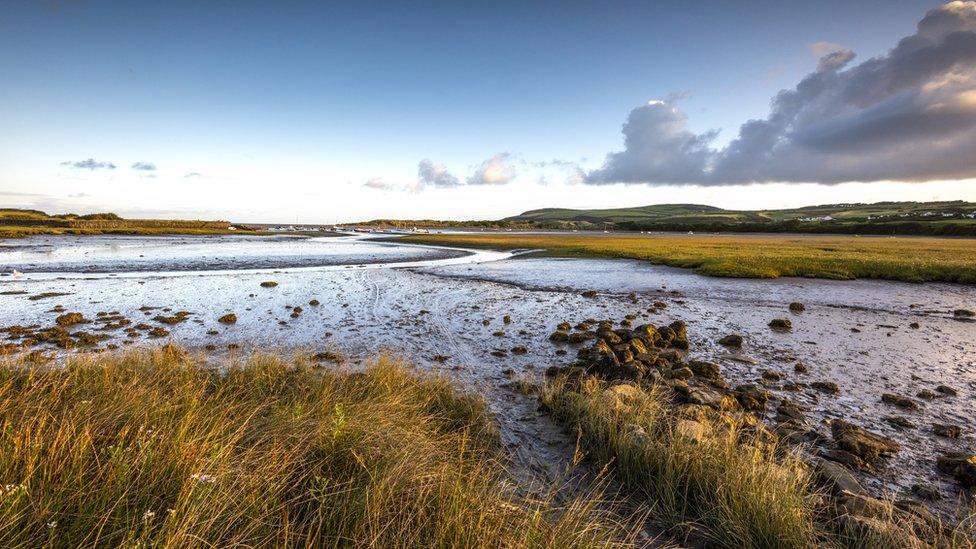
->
left=417, top=159, right=460, bottom=189
left=131, top=161, right=156, bottom=171
left=587, top=1, right=976, bottom=185
left=60, top=158, right=116, bottom=170
left=467, top=152, right=517, bottom=185
left=363, top=177, right=395, bottom=191
left=184, top=172, right=203, bottom=178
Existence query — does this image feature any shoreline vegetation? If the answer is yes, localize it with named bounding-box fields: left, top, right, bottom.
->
left=0, top=209, right=258, bottom=239
left=397, top=233, right=976, bottom=284
left=2, top=346, right=973, bottom=547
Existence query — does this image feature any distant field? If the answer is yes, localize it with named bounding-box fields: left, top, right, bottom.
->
left=0, top=209, right=258, bottom=239
left=400, top=232, right=976, bottom=283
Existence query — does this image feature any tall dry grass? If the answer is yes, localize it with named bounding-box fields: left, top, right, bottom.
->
left=0, top=347, right=635, bottom=548
left=541, top=376, right=976, bottom=549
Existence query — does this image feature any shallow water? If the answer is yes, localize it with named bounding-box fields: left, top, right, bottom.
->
left=1, top=234, right=975, bottom=504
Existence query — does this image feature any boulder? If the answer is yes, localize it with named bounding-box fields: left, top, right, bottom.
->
left=687, top=360, right=721, bottom=380
left=56, top=312, right=85, bottom=326
left=811, top=381, right=840, bottom=394
left=831, top=419, right=900, bottom=465
left=813, top=458, right=863, bottom=495
left=936, top=453, right=976, bottom=487
left=881, top=393, right=920, bottom=410
left=717, top=334, right=743, bottom=347
left=218, top=313, right=237, bottom=324
left=260, top=281, right=278, bottom=288
left=733, top=384, right=770, bottom=411
left=768, top=318, right=792, bottom=330
left=932, top=423, right=961, bottom=439
left=788, top=302, right=806, bottom=313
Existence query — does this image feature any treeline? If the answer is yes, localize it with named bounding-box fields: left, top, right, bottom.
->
left=615, top=219, right=976, bottom=237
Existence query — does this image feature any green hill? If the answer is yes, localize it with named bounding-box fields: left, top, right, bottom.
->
left=503, top=201, right=976, bottom=236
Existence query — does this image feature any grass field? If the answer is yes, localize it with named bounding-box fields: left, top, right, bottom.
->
left=0, top=347, right=634, bottom=548
left=399, top=232, right=976, bottom=283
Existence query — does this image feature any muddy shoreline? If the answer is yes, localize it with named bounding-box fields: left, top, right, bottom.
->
left=1, top=233, right=974, bottom=517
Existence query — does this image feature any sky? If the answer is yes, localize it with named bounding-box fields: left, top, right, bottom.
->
left=1, top=0, right=975, bottom=223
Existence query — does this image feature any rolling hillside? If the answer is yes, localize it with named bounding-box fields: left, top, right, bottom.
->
left=502, top=201, right=976, bottom=235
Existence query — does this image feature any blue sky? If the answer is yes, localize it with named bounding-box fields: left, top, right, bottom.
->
left=2, top=0, right=974, bottom=222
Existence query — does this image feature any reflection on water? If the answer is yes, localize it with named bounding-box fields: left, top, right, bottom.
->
left=0, top=234, right=472, bottom=274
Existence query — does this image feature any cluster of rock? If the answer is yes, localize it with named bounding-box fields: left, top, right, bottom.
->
left=544, top=313, right=975, bottom=523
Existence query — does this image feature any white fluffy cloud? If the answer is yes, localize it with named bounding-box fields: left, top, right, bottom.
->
left=587, top=1, right=976, bottom=185
left=467, top=152, right=517, bottom=185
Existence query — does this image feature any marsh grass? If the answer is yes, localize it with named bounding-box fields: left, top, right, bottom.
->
left=400, top=233, right=976, bottom=283
left=542, top=377, right=820, bottom=548
left=542, top=376, right=976, bottom=548
left=0, top=347, right=634, bottom=548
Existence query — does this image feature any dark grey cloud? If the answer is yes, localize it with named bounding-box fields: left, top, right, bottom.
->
left=417, top=159, right=460, bottom=188
left=131, top=161, right=156, bottom=171
left=467, top=152, right=517, bottom=185
left=587, top=1, right=976, bottom=185
left=60, top=158, right=116, bottom=170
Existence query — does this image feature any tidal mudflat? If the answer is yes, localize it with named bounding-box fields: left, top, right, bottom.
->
left=2, top=233, right=975, bottom=511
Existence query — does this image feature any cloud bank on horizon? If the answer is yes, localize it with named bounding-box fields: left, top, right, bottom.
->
left=587, top=1, right=976, bottom=186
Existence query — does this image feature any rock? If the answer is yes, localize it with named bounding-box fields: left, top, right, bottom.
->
left=813, top=458, right=863, bottom=495
left=260, top=281, right=278, bottom=288
left=909, top=322, right=920, bottom=329
left=309, top=299, right=320, bottom=306
left=548, top=331, right=569, bottom=342
left=510, top=345, right=528, bottom=355
left=733, top=384, right=770, bottom=411
left=581, top=290, right=598, bottom=298
left=312, top=351, right=342, bottom=363
left=881, top=393, right=919, bottom=410
left=911, top=484, right=942, bottom=502
left=503, top=315, right=512, bottom=324
left=776, top=400, right=807, bottom=422
left=768, top=318, right=792, bottom=330
left=794, top=362, right=808, bottom=374
left=936, top=453, right=976, bottom=487
left=760, top=369, right=782, bottom=382
left=687, top=360, right=721, bottom=380
left=935, top=384, right=958, bottom=396
left=915, top=389, right=937, bottom=400
left=568, top=331, right=596, bottom=344
left=148, top=327, right=170, bottom=338
left=218, top=313, right=237, bottom=324
left=953, top=308, right=975, bottom=318
left=885, top=416, right=916, bottom=429
left=674, top=419, right=708, bottom=442
left=811, top=381, right=839, bottom=394
left=831, top=419, right=900, bottom=465
left=56, top=312, right=85, bottom=326
left=718, top=334, right=743, bottom=347
left=932, top=423, right=961, bottom=439
left=669, top=366, right=693, bottom=380
left=788, top=302, right=805, bottom=313
left=556, top=322, right=571, bottom=331
left=492, top=331, right=505, bottom=337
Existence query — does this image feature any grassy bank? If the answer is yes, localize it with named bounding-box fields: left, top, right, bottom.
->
left=399, top=233, right=976, bottom=283
left=541, top=376, right=975, bottom=548
left=0, top=347, right=632, bottom=548
left=0, top=225, right=260, bottom=239
left=0, top=209, right=259, bottom=239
